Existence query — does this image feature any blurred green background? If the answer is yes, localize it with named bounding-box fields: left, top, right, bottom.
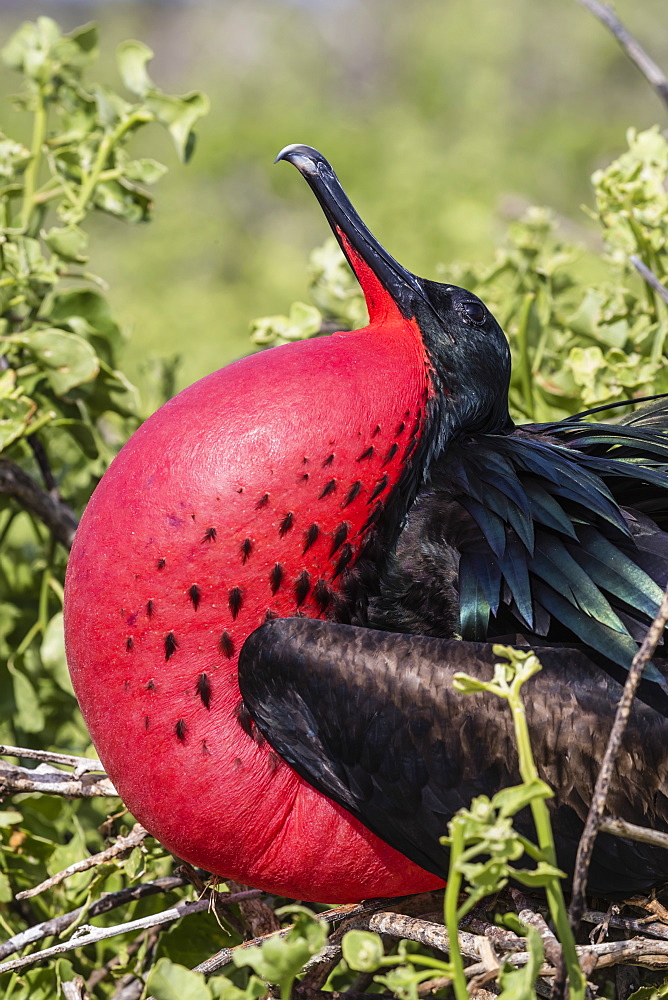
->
left=1, top=0, right=667, bottom=412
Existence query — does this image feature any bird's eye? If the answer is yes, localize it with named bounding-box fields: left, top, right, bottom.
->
left=460, top=300, right=487, bottom=326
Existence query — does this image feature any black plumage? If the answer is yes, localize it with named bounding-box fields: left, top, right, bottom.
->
left=365, top=399, right=668, bottom=698
left=239, top=619, right=668, bottom=897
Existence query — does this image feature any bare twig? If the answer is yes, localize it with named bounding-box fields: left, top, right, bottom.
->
left=225, top=878, right=280, bottom=937
left=110, top=978, right=143, bottom=1000
left=630, top=255, right=668, bottom=308
left=511, top=890, right=561, bottom=968
left=463, top=916, right=525, bottom=952
left=416, top=965, right=489, bottom=997
left=575, top=0, right=668, bottom=111
left=191, top=904, right=360, bottom=977
left=0, top=875, right=188, bottom=962
left=0, top=890, right=261, bottom=976
left=0, top=744, right=105, bottom=777
left=0, top=899, right=210, bottom=976
left=0, top=457, right=78, bottom=549
left=365, top=911, right=478, bottom=959
left=568, top=582, right=668, bottom=933
left=16, top=824, right=148, bottom=900
left=0, top=757, right=117, bottom=798
left=582, top=908, right=668, bottom=942
left=196, top=908, right=485, bottom=979
left=28, top=434, right=59, bottom=495
left=88, top=924, right=161, bottom=995
left=191, top=896, right=424, bottom=976
left=61, top=977, right=91, bottom=1000
left=600, top=815, right=668, bottom=851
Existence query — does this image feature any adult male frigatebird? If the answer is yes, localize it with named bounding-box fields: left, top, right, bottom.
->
left=64, top=145, right=668, bottom=903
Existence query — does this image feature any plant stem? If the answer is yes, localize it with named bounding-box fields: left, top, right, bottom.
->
left=69, top=114, right=144, bottom=223
left=508, top=678, right=585, bottom=1000
left=20, top=88, right=47, bottom=233
left=443, top=821, right=468, bottom=1000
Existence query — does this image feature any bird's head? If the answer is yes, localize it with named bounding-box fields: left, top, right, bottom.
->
left=277, top=144, right=513, bottom=450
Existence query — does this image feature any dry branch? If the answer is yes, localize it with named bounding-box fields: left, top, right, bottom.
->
left=511, top=889, right=561, bottom=968
left=0, top=457, right=78, bottom=550
left=575, top=0, right=668, bottom=110
left=16, top=824, right=149, bottom=900
left=631, top=255, right=668, bottom=308
left=89, top=924, right=161, bottom=997
left=186, top=901, right=668, bottom=996
left=600, top=816, right=668, bottom=851
left=0, top=758, right=117, bottom=798
left=61, top=977, right=91, bottom=1000
left=0, top=744, right=105, bottom=777
left=0, top=875, right=187, bottom=961
left=581, top=908, right=668, bottom=942
left=0, top=889, right=262, bottom=976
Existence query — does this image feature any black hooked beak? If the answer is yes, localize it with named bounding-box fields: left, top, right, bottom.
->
left=276, top=143, right=427, bottom=323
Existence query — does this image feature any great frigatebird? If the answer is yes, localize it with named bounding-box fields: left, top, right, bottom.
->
left=64, top=145, right=668, bottom=902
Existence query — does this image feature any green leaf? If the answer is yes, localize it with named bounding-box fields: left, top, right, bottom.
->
left=93, top=178, right=153, bottom=223
left=0, top=396, right=35, bottom=450
left=46, top=814, right=87, bottom=878
left=44, top=225, right=89, bottom=264
left=67, top=22, right=98, bottom=62
left=0, top=809, right=23, bottom=827
left=233, top=911, right=327, bottom=991
left=117, top=39, right=154, bottom=96
left=125, top=157, right=168, bottom=185
left=1, top=17, right=61, bottom=78
left=93, top=84, right=133, bottom=130
left=146, top=91, right=210, bottom=163
left=510, top=862, right=566, bottom=888
left=50, top=288, right=122, bottom=347
left=493, top=780, right=553, bottom=819
left=374, top=964, right=431, bottom=1000
left=452, top=672, right=493, bottom=695
left=41, top=613, right=73, bottom=694
left=10, top=667, right=45, bottom=734
left=208, top=977, right=267, bottom=1000
left=342, top=930, right=384, bottom=972
left=250, top=302, right=322, bottom=348
left=50, top=418, right=99, bottom=459
left=0, top=134, right=31, bottom=178
left=146, top=958, right=212, bottom=1000
left=0, top=870, right=11, bottom=903
left=24, top=328, right=100, bottom=395
left=497, top=925, right=544, bottom=1000
left=627, top=985, right=668, bottom=1000
left=123, top=845, right=144, bottom=880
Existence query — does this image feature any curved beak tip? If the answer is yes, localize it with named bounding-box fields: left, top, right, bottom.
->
left=274, top=143, right=322, bottom=173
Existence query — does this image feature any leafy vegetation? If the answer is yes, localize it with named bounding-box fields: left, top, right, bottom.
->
left=0, top=7, right=667, bottom=1000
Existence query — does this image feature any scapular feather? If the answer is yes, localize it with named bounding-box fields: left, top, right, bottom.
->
left=523, top=480, right=579, bottom=539
left=529, top=579, right=650, bottom=673
left=532, top=535, right=626, bottom=635
left=498, top=535, right=534, bottom=629
left=456, top=496, right=506, bottom=558
left=458, top=565, right=491, bottom=640
left=407, top=404, right=668, bottom=684
left=461, top=551, right=502, bottom=615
